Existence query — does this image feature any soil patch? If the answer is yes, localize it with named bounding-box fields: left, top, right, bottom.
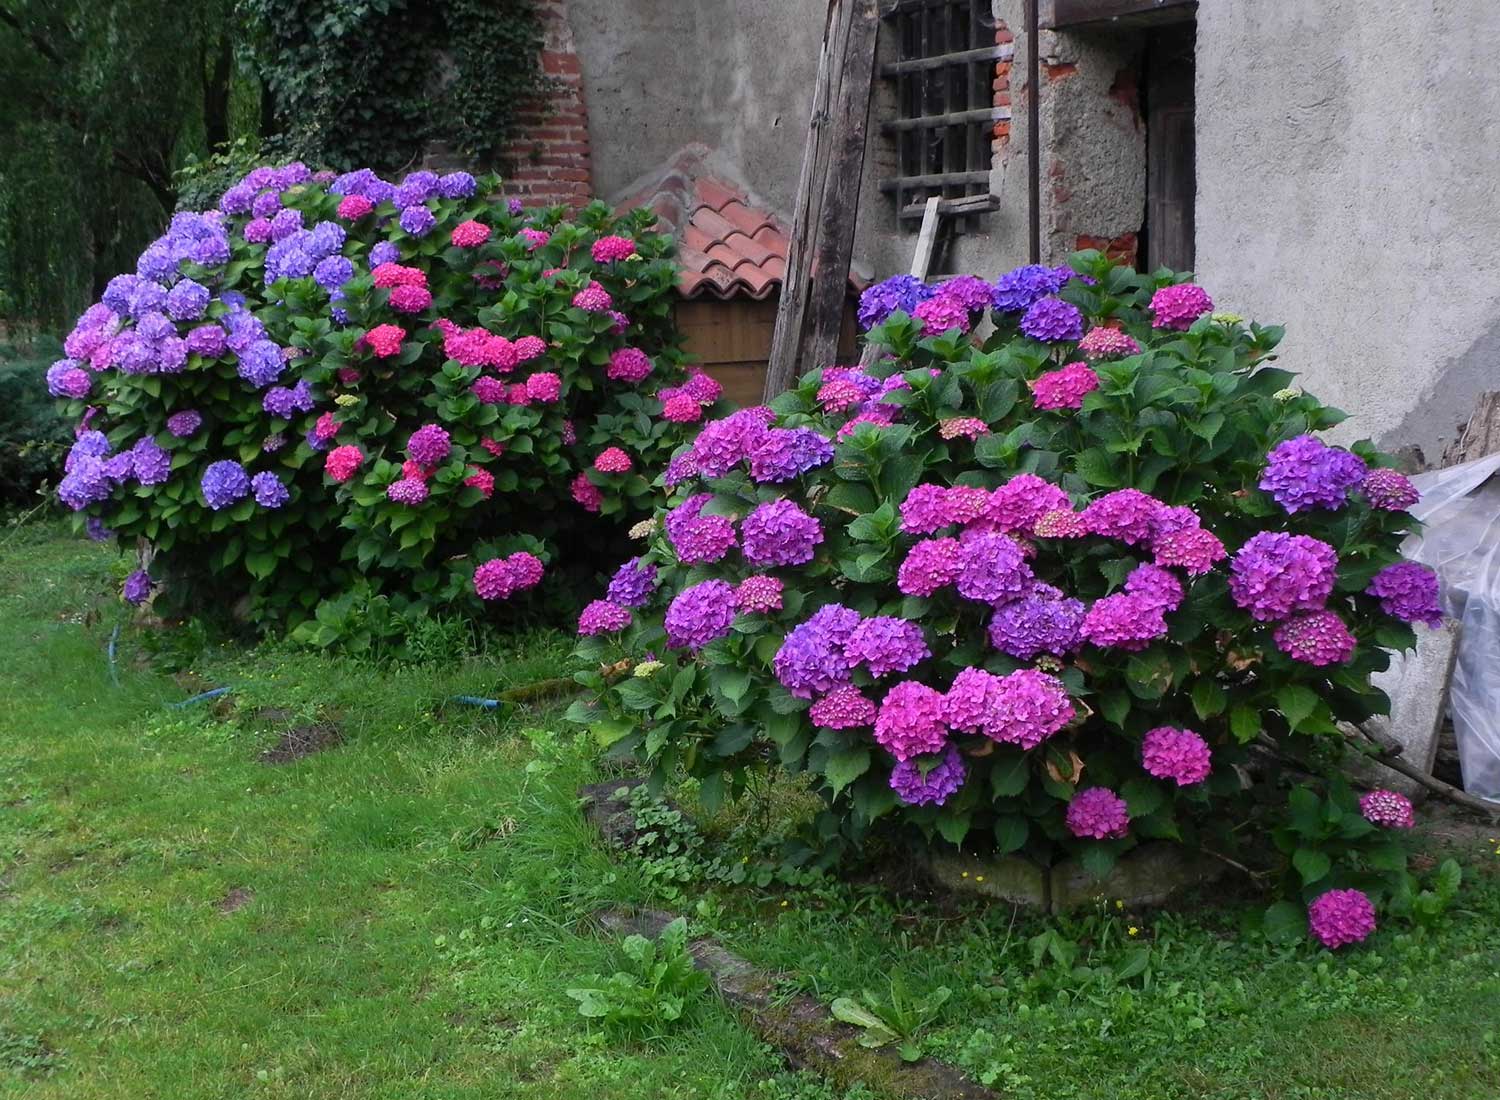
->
left=216, top=887, right=254, bottom=914
left=259, top=723, right=343, bottom=765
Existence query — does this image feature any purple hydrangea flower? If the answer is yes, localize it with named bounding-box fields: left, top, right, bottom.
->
left=86, top=517, right=113, bottom=542
left=578, top=599, right=632, bottom=636
left=1274, top=609, right=1357, bottom=665
left=1362, top=468, right=1420, bottom=512
left=314, top=255, right=355, bottom=294
left=1260, top=435, right=1368, bottom=513
left=201, top=460, right=250, bottom=510
left=1359, top=789, right=1415, bottom=829
left=406, top=424, right=452, bottom=466
left=123, top=570, right=153, bottom=605
left=691, top=408, right=773, bottom=477
left=857, top=274, right=935, bottom=329
left=237, top=340, right=286, bottom=388
left=269, top=207, right=303, bottom=242
left=251, top=471, right=289, bottom=509
left=741, top=499, right=824, bottom=567
left=932, top=274, right=995, bottom=313
left=1228, top=532, right=1338, bottom=621
left=665, top=494, right=738, bottom=564
left=1307, top=889, right=1376, bottom=949
left=748, top=427, right=835, bottom=483
left=1066, top=787, right=1130, bottom=839
left=129, top=437, right=171, bottom=486
left=774, top=604, right=862, bottom=698
left=1020, top=296, right=1084, bottom=343
left=438, top=171, right=477, bottom=199
left=955, top=530, right=1033, bottom=605
left=1124, top=562, right=1185, bottom=611
left=843, top=616, right=930, bottom=678
left=370, top=241, right=400, bottom=268
left=664, top=579, right=737, bottom=650
left=185, top=324, right=227, bottom=358
left=889, top=744, right=966, bottom=807
left=606, top=558, right=659, bottom=608
left=166, top=410, right=203, bottom=437
left=58, top=457, right=113, bottom=510
left=988, top=583, right=1085, bottom=659
left=992, top=263, right=1071, bottom=313
left=46, top=360, right=92, bottom=399
left=1366, top=561, right=1443, bottom=627
left=165, top=279, right=210, bottom=321
left=399, top=206, right=436, bottom=237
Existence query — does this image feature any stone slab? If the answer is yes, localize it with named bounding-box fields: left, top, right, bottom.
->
left=1360, top=620, right=1462, bottom=799
left=596, top=908, right=998, bottom=1100
left=922, top=850, right=1048, bottom=908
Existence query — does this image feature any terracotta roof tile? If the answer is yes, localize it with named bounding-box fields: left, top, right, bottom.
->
left=617, top=145, right=863, bottom=301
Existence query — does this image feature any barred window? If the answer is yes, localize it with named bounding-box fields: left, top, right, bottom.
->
left=879, top=0, right=1008, bottom=225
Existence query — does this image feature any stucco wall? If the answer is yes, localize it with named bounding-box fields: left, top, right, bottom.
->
left=1195, top=0, right=1500, bottom=457
left=566, top=0, right=825, bottom=218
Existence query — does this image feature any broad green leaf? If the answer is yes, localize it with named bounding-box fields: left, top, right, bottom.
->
left=1293, top=847, right=1331, bottom=885
left=824, top=748, right=871, bottom=796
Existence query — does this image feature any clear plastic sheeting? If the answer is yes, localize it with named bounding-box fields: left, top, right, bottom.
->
left=1406, top=453, right=1500, bottom=802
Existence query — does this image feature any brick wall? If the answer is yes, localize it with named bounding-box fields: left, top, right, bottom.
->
left=495, top=0, right=593, bottom=209
left=993, top=20, right=1013, bottom=152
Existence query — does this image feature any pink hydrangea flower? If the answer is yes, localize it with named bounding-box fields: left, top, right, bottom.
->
left=1359, top=789, right=1415, bottom=829
left=608, top=347, right=652, bottom=383
left=507, top=551, right=545, bottom=589
left=1274, top=610, right=1357, bottom=665
left=662, top=393, right=703, bottom=422
left=1141, top=727, right=1212, bottom=785
left=324, top=445, right=363, bottom=483
left=1307, top=888, right=1377, bottom=949
left=464, top=466, right=494, bottom=499
left=809, top=686, right=877, bottom=730
left=473, top=376, right=507, bottom=403
left=594, top=447, right=632, bottom=474
left=1031, top=362, right=1100, bottom=410
left=365, top=323, right=405, bottom=358
left=337, top=195, right=373, bottom=220
left=401, top=460, right=431, bottom=482
left=1362, top=468, right=1420, bottom=512
left=913, top=295, right=971, bottom=336
left=512, top=335, right=546, bottom=362
left=897, top=537, right=962, bottom=597
left=1077, top=326, right=1141, bottom=359
left=388, top=285, right=432, bottom=313
left=1082, top=489, right=1162, bottom=545
left=1153, top=527, right=1227, bottom=576
left=984, top=474, right=1070, bottom=534
left=451, top=220, right=492, bottom=248
left=1149, top=283, right=1213, bottom=330
left=734, top=575, right=784, bottom=613
left=943, top=667, right=1073, bottom=749
left=572, top=282, right=612, bottom=312
left=481, top=437, right=507, bottom=458
left=1033, top=509, right=1087, bottom=538
left=518, top=228, right=550, bottom=250
left=817, top=378, right=864, bottom=413
left=591, top=235, right=636, bottom=262
left=506, top=383, right=530, bottom=406
left=1080, top=592, right=1168, bottom=650
left=526, top=371, right=562, bottom=403
left=1066, top=787, right=1130, bottom=839
left=578, top=599, right=632, bottom=635
left=314, top=411, right=339, bottom=441
left=938, top=417, right=987, bottom=440
left=372, top=263, right=426, bottom=289
left=572, top=472, right=603, bottom=513
left=873, top=681, right=949, bottom=762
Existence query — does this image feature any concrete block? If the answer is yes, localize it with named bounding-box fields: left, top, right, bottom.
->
left=1048, top=841, right=1224, bottom=912
left=1361, top=620, right=1461, bottom=799
left=922, top=849, right=1048, bottom=908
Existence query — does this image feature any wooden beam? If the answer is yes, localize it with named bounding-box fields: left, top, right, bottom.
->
left=880, top=105, right=1010, bottom=133
left=1047, top=0, right=1197, bottom=30
left=764, top=0, right=881, bottom=400
left=877, top=169, right=991, bottom=192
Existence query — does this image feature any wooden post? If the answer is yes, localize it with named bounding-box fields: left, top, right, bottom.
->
left=763, top=0, right=881, bottom=400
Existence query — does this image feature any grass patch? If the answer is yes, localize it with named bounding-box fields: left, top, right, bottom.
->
left=2, top=525, right=1498, bottom=1099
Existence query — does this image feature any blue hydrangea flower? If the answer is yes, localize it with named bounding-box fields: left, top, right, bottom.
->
left=201, top=460, right=251, bottom=510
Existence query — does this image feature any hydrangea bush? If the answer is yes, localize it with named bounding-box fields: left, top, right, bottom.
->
left=571, top=251, right=1443, bottom=945
left=49, top=164, right=724, bottom=634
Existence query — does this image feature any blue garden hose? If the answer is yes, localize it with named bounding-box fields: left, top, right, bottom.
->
left=168, top=686, right=233, bottom=709
left=107, top=624, right=121, bottom=688
left=448, top=695, right=506, bottom=710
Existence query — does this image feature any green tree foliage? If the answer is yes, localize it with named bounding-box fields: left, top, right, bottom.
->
left=0, top=0, right=245, bottom=325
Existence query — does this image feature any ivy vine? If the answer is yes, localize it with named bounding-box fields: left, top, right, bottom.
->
left=242, top=0, right=547, bottom=172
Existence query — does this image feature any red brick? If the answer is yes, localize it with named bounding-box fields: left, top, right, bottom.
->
left=1046, top=61, right=1077, bottom=82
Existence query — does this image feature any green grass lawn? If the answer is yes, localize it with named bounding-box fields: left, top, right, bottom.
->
left=2, top=525, right=1499, bottom=1100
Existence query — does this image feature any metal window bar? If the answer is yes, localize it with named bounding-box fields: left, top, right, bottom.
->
left=879, top=0, right=1001, bottom=228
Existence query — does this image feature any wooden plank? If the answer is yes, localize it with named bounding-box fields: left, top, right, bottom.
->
left=897, top=192, right=998, bottom=218
left=764, top=0, right=881, bottom=399
left=879, top=43, right=1009, bottom=77
left=909, top=195, right=943, bottom=277
left=882, top=105, right=1009, bottom=133
left=1048, top=0, right=1197, bottom=29
left=878, top=169, right=990, bottom=191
